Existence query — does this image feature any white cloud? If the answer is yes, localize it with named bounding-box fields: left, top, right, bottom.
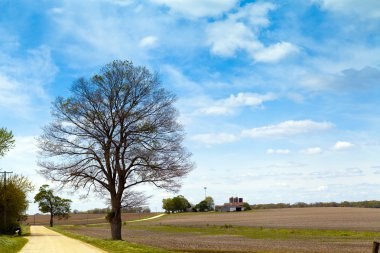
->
left=300, top=147, right=322, bottom=155
left=332, top=141, right=354, bottom=150
left=207, top=20, right=260, bottom=57
left=5, top=136, right=38, bottom=159
left=242, top=120, right=333, bottom=139
left=150, top=0, right=238, bottom=18
left=267, top=149, right=290, bottom=155
left=317, top=0, right=380, bottom=19
left=206, top=2, right=299, bottom=63
left=190, top=133, right=238, bottom=145
left=0, top=46, right=57, bottom=116
left=139, top=36, right=158, bottom=48
left=253, top=42, right=299, bottom=63
left=199, top=92, right=277, bottom=115
left=191, top=120, right=333, bottom=145
left=300, top=67, right=380, bottom=91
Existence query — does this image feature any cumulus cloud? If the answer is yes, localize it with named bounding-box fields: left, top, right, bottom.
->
left=150, top=0, right=238, bottom=18
left=300, top=147, right=322, bottom=155
left=316, top=0, right=380, bottom=19
left=241, top=120, right=333, bottom=139
left=332, top=141, right=354, bottom=150
left=267, top=149, right=290, bottom=155
left=253, top=42, right=299, bottom=63
left=206, top=2, right=299, bottom=63
left=199, top=92, right=277, bottom=115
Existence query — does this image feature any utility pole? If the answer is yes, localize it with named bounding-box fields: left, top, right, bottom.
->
left=1, top=170, right=13, bottom=228
left=204, top=186, right=207, bottom=199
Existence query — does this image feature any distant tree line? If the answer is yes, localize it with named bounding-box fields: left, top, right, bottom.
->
left=162, top=195, right=215, bottom=213
left=251, top=200, right=380, bottom=209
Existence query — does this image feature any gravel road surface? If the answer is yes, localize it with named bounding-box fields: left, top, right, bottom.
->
left=19, top=226, right=106, bottom=253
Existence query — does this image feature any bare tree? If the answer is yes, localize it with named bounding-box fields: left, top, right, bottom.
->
left=120, top=190, right=150, bottom=210
left=38, top=60, right=193, bottom=240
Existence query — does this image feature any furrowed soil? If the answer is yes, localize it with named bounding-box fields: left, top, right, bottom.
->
left=148, top=207, right=380, bottom=231
left=57, top=207, right=380, bottom=253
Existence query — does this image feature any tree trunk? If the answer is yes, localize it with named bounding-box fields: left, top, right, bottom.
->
left=110, top=196, right=122, bottom=240
left=50, top=212, right=53, bottom=227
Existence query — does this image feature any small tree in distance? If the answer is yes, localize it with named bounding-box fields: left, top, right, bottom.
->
left=162, top=195, right=190, bottom=213
left=34, top=185, right=71, bottom=227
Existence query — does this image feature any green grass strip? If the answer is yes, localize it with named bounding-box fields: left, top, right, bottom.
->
left=50, top=226, right=176, bottom=253
left=0, top=235, right=28, bottom=253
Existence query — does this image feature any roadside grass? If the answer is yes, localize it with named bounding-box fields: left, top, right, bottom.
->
left=50, top=226, right=176, bottom=253
left=0, top=235, right=28, bottom=253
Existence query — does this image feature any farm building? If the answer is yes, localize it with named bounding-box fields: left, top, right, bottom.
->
left=218, top=197, right=245, bottom=212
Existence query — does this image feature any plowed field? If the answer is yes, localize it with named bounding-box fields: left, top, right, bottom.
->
left=57, top=208, right=380, bottom=252
left=26, top=212, right=157, bottom=226
left=148, top=207, right=380, bottom=231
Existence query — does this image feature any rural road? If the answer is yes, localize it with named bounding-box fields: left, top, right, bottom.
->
left=20, top=226, right=106, bottom=253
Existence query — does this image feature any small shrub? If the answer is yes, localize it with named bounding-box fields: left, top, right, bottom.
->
left=222, top=224, right=233, bottom=229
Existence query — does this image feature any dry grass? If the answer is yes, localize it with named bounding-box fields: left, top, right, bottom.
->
left=57, top=207, right=380, bottom=252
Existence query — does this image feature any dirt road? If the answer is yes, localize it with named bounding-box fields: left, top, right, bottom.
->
left=20, top=226, right=106, bottom=253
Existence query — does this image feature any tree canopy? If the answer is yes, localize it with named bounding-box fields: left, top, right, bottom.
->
left=162, top=195, right=191, bottom=213
left=34, top=185, right=71, bottom=227
left=0, top=128, right=15, bottom=157
left=38, top=60, right=193, bottom=239
left=0, top=174, right=34, bottom=233
left=195, top=196, right=214, bottom=212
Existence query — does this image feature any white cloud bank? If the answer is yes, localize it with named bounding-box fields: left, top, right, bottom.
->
left=191, top=120, right=333, bottom=144
left=241, top=120, right=333, bottom=139
left=332, top=141, right=354, bottom=150
left=206, top=2, right=299, bottom=63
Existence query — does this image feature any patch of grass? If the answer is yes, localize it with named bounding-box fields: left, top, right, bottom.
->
left=50, top=226, right=176, bottom=253
left=0, top=235, right=28, bottom=253
left=21, top=225, right=30, bottom=236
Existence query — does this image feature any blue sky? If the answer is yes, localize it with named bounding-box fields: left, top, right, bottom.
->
left=1, top=0, right=380, bottom=213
